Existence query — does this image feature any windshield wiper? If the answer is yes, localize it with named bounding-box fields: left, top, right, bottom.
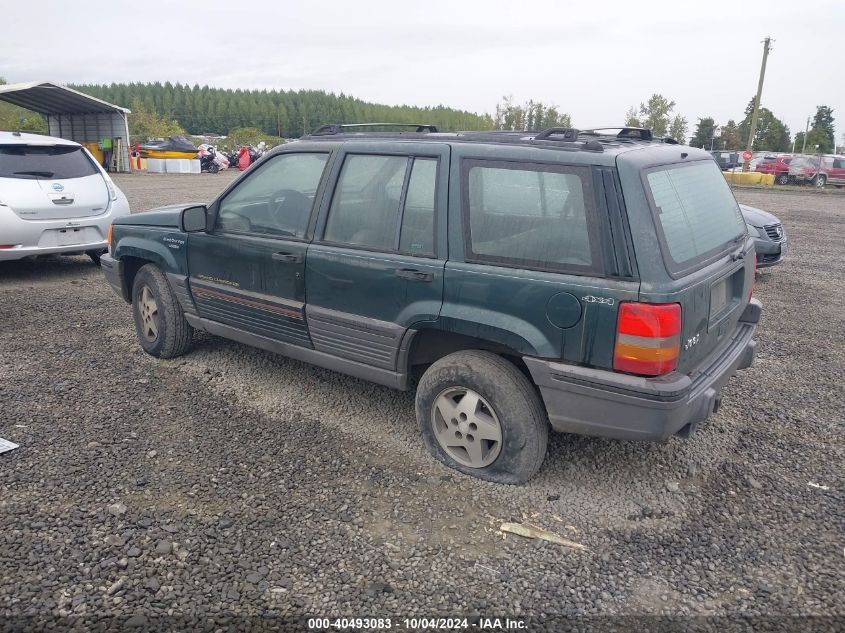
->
left=13, top=170, right=55, bottom=177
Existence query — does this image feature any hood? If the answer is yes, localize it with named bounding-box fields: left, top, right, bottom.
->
left=739, top=204, right=780, bottom=227
left=113, top=202, right=205, bottom=228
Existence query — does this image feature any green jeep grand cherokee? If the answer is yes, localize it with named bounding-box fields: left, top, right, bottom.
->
left=101, top=124, right=760, bottom=483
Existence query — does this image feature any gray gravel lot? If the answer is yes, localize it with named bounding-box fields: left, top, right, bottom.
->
left=1, top=172, right=843, bottom=629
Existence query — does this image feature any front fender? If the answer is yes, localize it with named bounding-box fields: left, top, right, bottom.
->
left=113, top=227, right=188, bottom=276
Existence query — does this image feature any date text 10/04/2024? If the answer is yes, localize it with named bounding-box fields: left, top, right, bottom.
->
left=307, top=617, right=527, bottom=630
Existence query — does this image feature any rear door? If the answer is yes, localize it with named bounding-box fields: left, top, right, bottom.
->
left=0, top=144, right=109, bottom=220
left=830, top=158, right=845, bottom=184
left=305, top=143, right=448, bottom=371
left=634, top=159, right=754, bottom=373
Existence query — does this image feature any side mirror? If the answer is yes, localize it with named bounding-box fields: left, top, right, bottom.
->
left=181, top=205, right=208, bottom=233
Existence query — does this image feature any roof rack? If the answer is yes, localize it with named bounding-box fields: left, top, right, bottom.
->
left=310, top=123, right=438, bottom=136
left=581, top=127, right=653, bottom=141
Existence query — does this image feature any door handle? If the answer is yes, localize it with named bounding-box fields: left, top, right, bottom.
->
left=272, top=252, right=302, bottom=263
left=395, top=268, right=433, bottom=282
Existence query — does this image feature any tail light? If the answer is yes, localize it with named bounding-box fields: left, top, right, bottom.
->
left=614, top=302, right=682, bottom=376
left=107, top=224, right=114, bottom=254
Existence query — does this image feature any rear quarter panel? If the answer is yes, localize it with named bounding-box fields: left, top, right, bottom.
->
left=441, top=143, right=638, bottom=366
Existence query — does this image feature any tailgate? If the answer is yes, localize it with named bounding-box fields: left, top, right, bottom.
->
left=671, top=246, right=755, bottom=373
left=632, top=157, right=754, bottom=374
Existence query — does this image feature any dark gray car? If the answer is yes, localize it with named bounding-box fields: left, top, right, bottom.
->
left=740, top=204, right=787, bottom=267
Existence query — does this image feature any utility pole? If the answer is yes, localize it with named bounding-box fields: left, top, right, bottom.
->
left=801, top=116, right=810, bottom=154
left=743, top=36, right=773, bottom=171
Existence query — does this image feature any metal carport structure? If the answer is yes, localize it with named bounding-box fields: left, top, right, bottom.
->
left=0, top=81, right=131, bottom=172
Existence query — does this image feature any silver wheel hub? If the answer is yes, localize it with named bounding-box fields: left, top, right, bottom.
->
left=138, top=286, right=160, bottom=342
left=431, top=387, right=502, bottom=468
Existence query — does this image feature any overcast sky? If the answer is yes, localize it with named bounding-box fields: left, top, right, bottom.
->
left=2, top=0, right=843, bottom=140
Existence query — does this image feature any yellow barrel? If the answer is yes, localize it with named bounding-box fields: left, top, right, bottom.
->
left=84, top=142, right=105, bottom=166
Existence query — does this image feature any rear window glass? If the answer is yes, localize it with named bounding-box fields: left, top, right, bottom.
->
left=646, top=161, right=745, bottom=270
left=0, top=145, right=98, bottom=179
left=463, top=160, right=598, bottom=273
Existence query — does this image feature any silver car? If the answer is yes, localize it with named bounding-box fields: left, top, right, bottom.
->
left=0, top=131, right=130, bottom=264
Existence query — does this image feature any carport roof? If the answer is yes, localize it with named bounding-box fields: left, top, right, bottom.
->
left=0, top=81, right=130, bottom=115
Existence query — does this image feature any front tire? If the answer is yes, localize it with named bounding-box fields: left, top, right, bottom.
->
left=776, top=173, right=789, bottom=185
left=813, top=174, right=827, bottom=188
left=415, top=350, right=548, bottom=484
left=131, top=264, right=193, bottom=358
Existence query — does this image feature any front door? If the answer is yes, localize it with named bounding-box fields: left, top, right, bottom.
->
left=187, top=151, right=331, bottom=346
left=305, top=143, right=449, bottom=371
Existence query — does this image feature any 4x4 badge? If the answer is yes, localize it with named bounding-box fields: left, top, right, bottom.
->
left=582, top=295, right=615, bottom=306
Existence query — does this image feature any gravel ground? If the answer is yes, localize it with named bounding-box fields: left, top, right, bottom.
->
left=1, top=172, right=842, bottom=630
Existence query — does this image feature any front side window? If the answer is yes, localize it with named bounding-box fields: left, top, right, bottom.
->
left=463, top=160, right=597, bottom=272
left=645, top=161, right=745, bottom=270
left=0, top=145, right=98, bottom=179
left=324, top=154, right=437, bottom=255
left=216, top=152, right=328, bottom=237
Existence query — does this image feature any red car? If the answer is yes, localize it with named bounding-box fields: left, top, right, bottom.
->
left=755, top=154, right=793, bottom=185
left=788, top=155, right=845, bottom=188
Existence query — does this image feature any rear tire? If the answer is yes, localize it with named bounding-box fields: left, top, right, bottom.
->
left=813, top=174, right=827, bottom=188
left=131, top=264, right=193, bottom=358
left=776, top=173, right=789, bottom=185
left=415, top=350, right=548, bottom=484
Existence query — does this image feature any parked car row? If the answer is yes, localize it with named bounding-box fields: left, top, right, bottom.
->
left=711, top=149, right=845, bottom=188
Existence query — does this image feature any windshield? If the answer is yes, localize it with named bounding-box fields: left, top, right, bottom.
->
left=645, top=161, right=745, bottom=273
left=791, top=156, right=818, bottom=168
left=0, top=145, right=99, bottom=180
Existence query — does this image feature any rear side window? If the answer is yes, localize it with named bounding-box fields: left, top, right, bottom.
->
left=645, top=161, right=745, bottom=272
left=324, top=154, right=437, bottom=255
left=0, top=145, right=98, bottom=179
left=462, top=160, right=599, bottom=273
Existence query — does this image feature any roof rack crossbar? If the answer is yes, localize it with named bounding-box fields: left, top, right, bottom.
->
left=533, top=127, right=580, bottom=141
left=582, top=127, right=654, bottom=141
left=311, top=123, right=438, bottom=136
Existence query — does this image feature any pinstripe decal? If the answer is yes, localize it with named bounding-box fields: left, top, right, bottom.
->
left=192, top=286, right=303, bottom=320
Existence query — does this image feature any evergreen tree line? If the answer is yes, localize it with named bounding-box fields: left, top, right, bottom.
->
left=71, top=82, right=494, bottom=138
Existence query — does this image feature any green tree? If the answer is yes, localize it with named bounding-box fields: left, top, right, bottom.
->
left=690, top=117, right=717, bottom=148
left=493, top=96, right=571, bottom=131
left=805, top=105, right=835, bottom=153
left=805, top=127, right=832, bottom=154
left=0, top=77, right=48, bottom=132
left=74, top=82, right=493, bottom=137
left=224, top=126, right=285, bottom=149
left=127, top=98, right=185, bottom=144
left=738, top=97, right=791, bottom=152
left=624, top=94, right=675, bottom=137
left=668, top=114, right=688, bottom=144
left=720, top=120, right=742, bottom=150
left=624, top=106, right=640, bottom=127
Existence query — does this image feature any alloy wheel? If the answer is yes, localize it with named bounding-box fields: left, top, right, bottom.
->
left=431, top=387, right=503, bottom=468
left=138, top=286, right=160, bottom=342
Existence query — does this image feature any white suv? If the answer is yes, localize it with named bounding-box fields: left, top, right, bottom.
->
left=0, top=131, right=130, bottom=264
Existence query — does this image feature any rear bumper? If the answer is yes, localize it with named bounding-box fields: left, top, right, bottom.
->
left=100, top=253, right=129, bottom=302
left=0, top=240, right=106, bottom=261
left=525, top=298, right=761, bottom=441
